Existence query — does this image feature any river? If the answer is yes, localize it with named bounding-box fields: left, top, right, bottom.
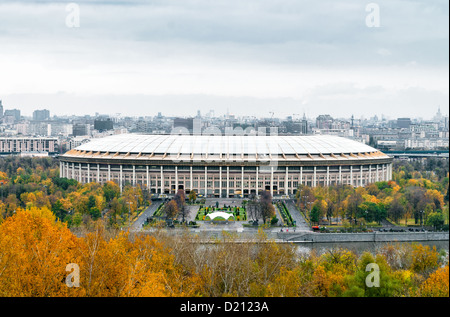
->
left=293, top=240, right=449, bottom=256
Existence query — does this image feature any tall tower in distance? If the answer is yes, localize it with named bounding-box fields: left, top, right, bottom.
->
left=0, top=100, right=3, bottom=120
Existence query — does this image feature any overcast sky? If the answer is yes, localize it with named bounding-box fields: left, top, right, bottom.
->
left=0, top=0, right=448, bottom=119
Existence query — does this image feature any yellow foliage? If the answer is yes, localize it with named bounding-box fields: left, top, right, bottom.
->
left=0, top=207, right=80, bottom=296
left=407, top=179, right=420, bottom=187
left=413, top=265, right=449, bottom=297
left=411, top=244, right=440, bottom=274
left=0, top=207, right=204, bottom=297
left=0, top=171, right=8, bottom=181
left=363, top=194, right=379, bottom=204
left=267, top=266, right=312, bottom=297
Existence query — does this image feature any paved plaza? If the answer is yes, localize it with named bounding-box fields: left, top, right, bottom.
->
left=131, top=198, right=312, bottom=235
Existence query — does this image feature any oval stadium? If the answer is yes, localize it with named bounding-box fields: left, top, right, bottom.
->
left=58, top=134, right=393, bottom=198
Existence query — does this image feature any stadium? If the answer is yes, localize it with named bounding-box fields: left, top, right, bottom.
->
left=58, top=134, right=393, bottom=198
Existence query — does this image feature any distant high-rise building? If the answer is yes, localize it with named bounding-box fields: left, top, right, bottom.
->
left=173, top=117, right=194, bottom=133
left=4, top=109, right=21, bottom=122
left=0, top=100, right=3, bottom=120
left=316, top=114, right=333, bottom=129
left=94, top=118, right=114, bottom=131
left=433, top=106, right=443, bottom=122
left=397, top=118, right=411, bottom=129
left=72, top=123, right=90, bottom=136
left=33, top=109, right=50, bottom=121
left=301, top=113, right=309, bottom=135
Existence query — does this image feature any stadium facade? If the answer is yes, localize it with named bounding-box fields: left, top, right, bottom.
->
left=58, top=134, right=393, bottom=197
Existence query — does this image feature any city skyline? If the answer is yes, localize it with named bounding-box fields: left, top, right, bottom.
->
left=0, top=0, right=448, bottom=119
left=0, top=97, right=447, bottom=121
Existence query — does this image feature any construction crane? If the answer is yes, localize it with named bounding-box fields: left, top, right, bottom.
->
left=269, top=112, right=274, bottom=126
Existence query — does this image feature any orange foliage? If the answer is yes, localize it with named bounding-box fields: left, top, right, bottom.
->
left=0, top=207, right=202, bottom=297
left=413, top=265, right=449, bottom=297
left=0, top=207, right=80, bottom=296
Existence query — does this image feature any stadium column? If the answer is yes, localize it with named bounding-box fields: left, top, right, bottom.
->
left=383, top=164, right=387, bottom=181
left=205, top=166, right=208, bottom=197
left=389, top=164, right=392, bottom=181
left=119, top=164, right=123, bottom=192
left=87, top=164, right=90, bottom=183
left=59, top=161, right=63, bottom=177
left=350, top=165, right=353, bottom=186
left=326, top=166, right=330, bottom=186
left=376, top=164, right=379, bottom=182
left=133, top=165, right=136, bottom=186
left=339, top=165, right=342, bottom=184
left=270, top=166, right=274, bottom=196
left=190, top=166, right=193, bottom=193
left=78, top=163, right=82, bottom=183
left=97, top=164, right=100, bottom=183
left=369, top=165, right=372, bottom=184
left=160, top=166, right=164, bottom=194
left=146, top=165, right=149, bottom=190
left=107, top=164, right=111, bottom=181
left=300, top=166, right=303, bottom=186
left=175, top=166, right=178, bottom=193
left=256, top=166, right=259, bottom=195
left=219, top=166, right=222, bottom=198
left=360, top=165, right=363, bottom=187
left=313, top=166, right=317, bottom=187
left=66, top=163, right=69, bottom=179
left=72, top=163, right=74, bottom=180
left=241, top=166, right=244, bottom=197
left=226, top=166, right=230, bottom=198
left=285, top=166, right=288, bottom=195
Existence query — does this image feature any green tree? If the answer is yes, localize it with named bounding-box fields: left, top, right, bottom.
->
left=310, top=205, right=320, bottom=225
left=103, top=181, right=120, bottom=203
left=90, top=207, right=101, bottom=221
left=343, top=252, right=403, bottom=297
left=388, top=198, right=405, bottom=224
left=426, top=211, right=445, bottom=230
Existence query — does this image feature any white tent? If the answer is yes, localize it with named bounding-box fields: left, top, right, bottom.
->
left=205, top=211, right=235, bottom=221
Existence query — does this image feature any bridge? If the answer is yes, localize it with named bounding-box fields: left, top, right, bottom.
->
left=385, top=150, right=449, bottom=159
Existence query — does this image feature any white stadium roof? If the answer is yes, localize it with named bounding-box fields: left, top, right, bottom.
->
left=73, top=134, right=378, bottom=156
left=61, top=133, right=391, bottom=163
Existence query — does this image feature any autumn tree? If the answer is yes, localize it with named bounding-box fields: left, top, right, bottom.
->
left=310, top=199, right=327, bottom=225
left=165, top=200, right=179, bottom=220
left=0, top=207, right=81, bottom=296
left=343, top=252, right=404, bottom=297
left=296, top=185, right=315, bottom=212
left=174, top=189, right=187, bottom=222
left=388, top=197, right=406, bottom=224
left=188, top=190, right=197, bottom=204
left=345, top=191, right=364, bottom=223
left=259, top=190, right=275, bottom=224
left=102, top=181, right=120, bottom=203
left=413, top=265, right=449, bottom=297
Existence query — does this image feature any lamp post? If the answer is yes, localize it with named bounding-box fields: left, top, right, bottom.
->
left=419, top=210, right=424, bottom=230
left=364, top=210, right=368, bottom=229
left=127, top=201, right=132, bottom=227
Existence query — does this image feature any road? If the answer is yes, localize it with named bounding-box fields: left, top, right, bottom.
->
left=283, top=200, right=312, bottom=232
left=130, top=201, right=162, bottom=231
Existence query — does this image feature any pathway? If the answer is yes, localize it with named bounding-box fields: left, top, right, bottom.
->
left=283, top=200, right=312, bottom=232
left=130, top=201, right=162, bottom=231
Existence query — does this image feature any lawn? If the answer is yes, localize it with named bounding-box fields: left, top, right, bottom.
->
left=195, top=206, right=247, bottom=221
